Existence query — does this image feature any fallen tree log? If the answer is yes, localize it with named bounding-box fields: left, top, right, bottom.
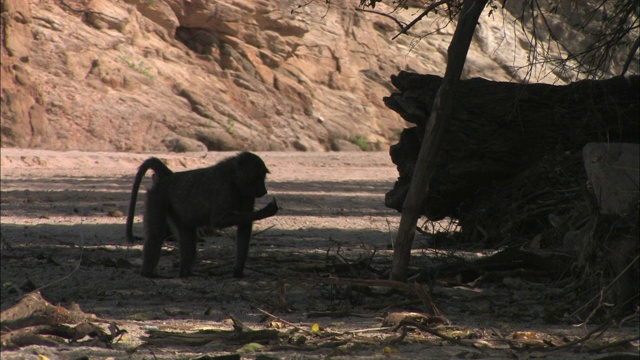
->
left=384, top=73, right=640, bottom=224
left=0, top=291, right=122, bottom=349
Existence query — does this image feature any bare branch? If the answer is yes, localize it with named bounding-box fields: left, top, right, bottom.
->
left=392, top=0, right=452, bottom=40
left=354, top=7, right=406, bottom=31
left=621, top=35, right=640, bottom=76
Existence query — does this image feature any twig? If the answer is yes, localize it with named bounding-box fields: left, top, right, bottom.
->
left=544, top=322, right=610, bottom=352
left=30, top=221, right=86, bottom=295
left=253, top=224, right=275, bottom=237
left=619, top=307, right=639, bottom=327
left=255, top=307, right=312, bottom=335
left=281, top=277, right=450, bottom=325
left=392, top=0, right=450, bottom=40
left=400, top=319, right=475, bottom=348
left=571, top=255, right=640, bottom=321
left=347, top=326, right=395, bottom=334
left=587, top=335, right=640, bottom=353
left=413, top=282, right=448, bottom=322
left=283, top=277, right=413, bottom=292
left=385, top=218, right=395, bottom=249
left=621, top=36, right=640, bottom=76
left=354, top=7, right=405, bottom=31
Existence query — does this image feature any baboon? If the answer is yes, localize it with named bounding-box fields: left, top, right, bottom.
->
left=125, top=152, right=278, bottom=278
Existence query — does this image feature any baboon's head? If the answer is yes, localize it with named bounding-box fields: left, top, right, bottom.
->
left=235, top=152, right=270, bottom=198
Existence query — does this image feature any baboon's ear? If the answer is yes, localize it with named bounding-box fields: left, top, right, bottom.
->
left=236, top=152, right=252, bottom=167
left=237, top=152, right=268, bottom=173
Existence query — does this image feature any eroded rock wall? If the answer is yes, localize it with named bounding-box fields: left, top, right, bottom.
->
left=3, top=0, right=608, bottom=152
left=0, top=0, right=419, bottom=151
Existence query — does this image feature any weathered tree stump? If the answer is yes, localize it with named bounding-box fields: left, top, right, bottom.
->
left=385, top=73, right=640, bottom=225
left=385, top=72, right=640, bottom=315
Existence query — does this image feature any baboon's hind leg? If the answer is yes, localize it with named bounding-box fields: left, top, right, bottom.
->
left=141, top=187, right=169, bottom=277
left=177, top=226, right=198, bottom=278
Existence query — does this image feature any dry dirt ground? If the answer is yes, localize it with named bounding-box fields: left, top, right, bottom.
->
left=1, top=149, right=638, bottom=359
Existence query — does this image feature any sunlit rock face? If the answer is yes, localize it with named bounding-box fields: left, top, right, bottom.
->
left=2, top=0, right=634, bottom=151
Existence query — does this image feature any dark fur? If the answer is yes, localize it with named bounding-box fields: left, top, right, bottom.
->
left=125, top=152, right=278, bottom=278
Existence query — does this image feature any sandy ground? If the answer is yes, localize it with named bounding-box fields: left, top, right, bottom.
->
left=1, top=149, right=638, bottom=359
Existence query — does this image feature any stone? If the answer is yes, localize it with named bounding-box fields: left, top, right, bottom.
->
left=86, top=0, right=130, bottom=32
left=583, top=143, right=640, bottom=216
left=162, top=135, right=207, bottom=152
left=330, top=139, right=363, bottom=152
left=2, top=0, right=33, bottom=58
left=128, top=0, right=178, bottom=36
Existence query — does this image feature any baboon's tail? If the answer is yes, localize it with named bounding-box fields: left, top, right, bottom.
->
left=126, top=158, right=173, bottom=243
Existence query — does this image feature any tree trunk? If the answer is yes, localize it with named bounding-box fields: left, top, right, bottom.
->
left=390, top=0, right=488, bottom=282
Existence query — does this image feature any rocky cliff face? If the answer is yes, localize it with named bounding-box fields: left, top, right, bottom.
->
left=2, top=0, right=633, bottom=152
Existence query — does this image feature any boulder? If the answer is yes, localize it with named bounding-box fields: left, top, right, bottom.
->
left=583, top=143, right=639, bottom=216
left=162, top=135, right=207, bottom=152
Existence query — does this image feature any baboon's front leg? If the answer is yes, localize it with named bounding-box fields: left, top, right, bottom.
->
left=215, top=197, right=279, bottom=228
